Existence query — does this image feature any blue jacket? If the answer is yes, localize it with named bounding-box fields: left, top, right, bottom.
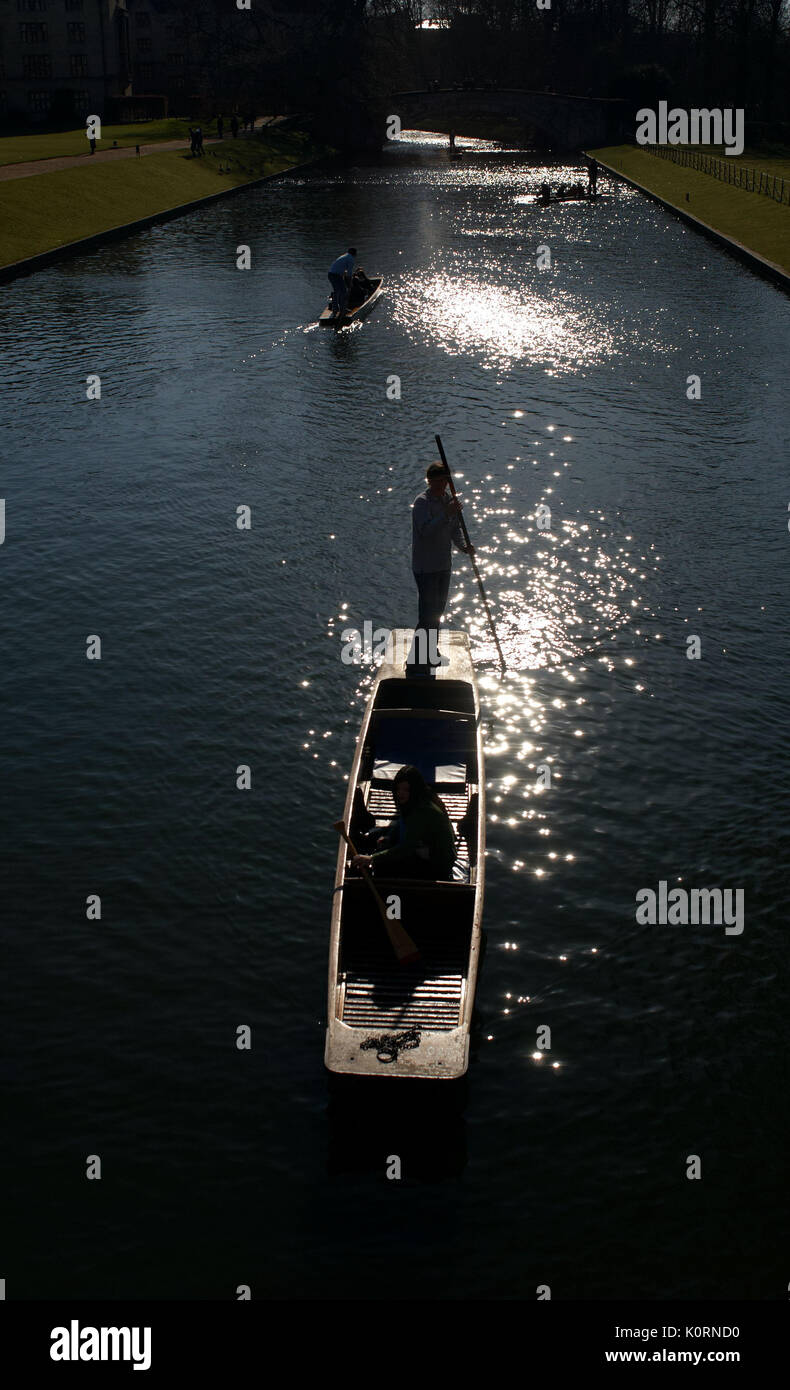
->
left=329, top=252, right=355, bottom=277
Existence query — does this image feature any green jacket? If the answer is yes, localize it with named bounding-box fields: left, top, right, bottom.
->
left=371, top=799, right=456, bottom=875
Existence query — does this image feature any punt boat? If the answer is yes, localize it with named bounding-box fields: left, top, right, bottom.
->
left=319, top=275, right=384, bottom=328
left=325, top=629, right=485, bottom=1080
left=536, top=192, right=608, bottom=206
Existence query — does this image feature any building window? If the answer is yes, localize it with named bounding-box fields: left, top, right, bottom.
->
left=165, top=23, right=181, bottom=39
left=72, top=89, right=90, bottom=113
left=28, top=90, right=51, bottom=112
left=136, top=63, right=154, bottom=85
left=23, top=53, right=52, bottom=77
left=137, top=37, right=151, bottom=52
left=167, top=53, right=185, bottom=68
left=18, top=0, right=47, bottom=11
left=69, top=53, right=87, bottom=76
left=136, top=12, right=151, bottom=27
left=19, top=22, right=49, bottom=41
left=171, top=76, right=185, bottom=90
left=66, top=21, right=86, bottom=41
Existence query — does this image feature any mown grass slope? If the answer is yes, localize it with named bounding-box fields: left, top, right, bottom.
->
left=0, top=130, right=321, bottom=267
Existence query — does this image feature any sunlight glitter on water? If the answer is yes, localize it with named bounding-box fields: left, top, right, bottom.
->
left=393, top=268, right=619, bottom=372
left=392, top=130, right=516, bottom=153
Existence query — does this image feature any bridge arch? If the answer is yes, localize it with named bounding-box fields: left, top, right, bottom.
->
left=389, top=88, right=627, bottom=151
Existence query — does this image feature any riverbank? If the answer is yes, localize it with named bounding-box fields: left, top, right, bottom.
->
left=589, top=144, right=790, bottom=282
left=0, top=126, right=328, bottom=278
left=0, top=117, right=196, bottom=167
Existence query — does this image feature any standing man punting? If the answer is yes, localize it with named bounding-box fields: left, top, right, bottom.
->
left=409, top=459, right=474, bottom=668
left=328, top=247, right=357, bottom=317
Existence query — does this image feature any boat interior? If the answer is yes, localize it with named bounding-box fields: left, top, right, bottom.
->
left=355, top=676, right=479, bottom=880
left=338, top=880, right=474, bottom=1031
left=336, top=677, right=481, bottom=1033
left=346, top=274, right=382, bottom=312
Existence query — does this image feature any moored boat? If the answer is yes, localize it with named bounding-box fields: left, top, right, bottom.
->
left=319, top=275, right=384, bottom=328
left=325, top=629, right=485, bottom=1080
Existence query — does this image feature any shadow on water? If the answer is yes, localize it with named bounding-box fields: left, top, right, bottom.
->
left=325, top=931, right=487, bottom=1183
left=326, top=1072, right=469, bottom=1181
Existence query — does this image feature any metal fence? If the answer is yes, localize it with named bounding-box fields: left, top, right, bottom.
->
left=645, top=143, right=789, bottom=206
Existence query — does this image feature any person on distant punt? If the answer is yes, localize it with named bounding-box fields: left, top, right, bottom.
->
left=328, top=247, right=356, bottom=316
left=350, top=766, right=456, bottom=881
left=348, top=265, right=374, bottom=308
left=409, top=460, right=474, bottom=669
left=588, top=157, right=598, bottom=195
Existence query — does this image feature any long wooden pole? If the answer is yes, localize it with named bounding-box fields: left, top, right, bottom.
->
left=434, top=434, right=506, bottom=676
left=333, top=820, right=420, bottom=965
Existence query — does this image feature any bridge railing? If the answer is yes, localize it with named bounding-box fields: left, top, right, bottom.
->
left=644, top=143, right=789, bottom=206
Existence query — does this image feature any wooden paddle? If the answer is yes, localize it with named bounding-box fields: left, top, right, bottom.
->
left=434, top=433, right=507, bottom=676
left=333, top=820, right=420, bottom=965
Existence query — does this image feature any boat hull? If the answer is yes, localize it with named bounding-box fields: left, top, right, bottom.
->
left=319, top=275, right=384, bottom=328
left=325, top=630, right=485, bottom=1080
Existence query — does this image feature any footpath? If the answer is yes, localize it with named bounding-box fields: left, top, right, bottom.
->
left=0, top=117, right=284, bottom=183
left=0, top=137, right=220, bottom=182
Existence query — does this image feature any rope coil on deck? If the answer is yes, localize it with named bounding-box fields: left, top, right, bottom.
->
left=360, top=1027, right=422, bottom=1063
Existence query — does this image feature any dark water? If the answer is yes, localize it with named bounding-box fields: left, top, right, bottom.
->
left=2, top=132, right=788, bottom=1300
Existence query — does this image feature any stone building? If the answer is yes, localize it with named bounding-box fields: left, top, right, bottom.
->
left=125, top=0, right=192, bottom=116
left=0, top=0, right=131, bottom=125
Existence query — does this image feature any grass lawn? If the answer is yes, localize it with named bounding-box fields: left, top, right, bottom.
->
left=591, top=145, right=790, bottom=276
left=0, top=118, right=203, bottom=166
left=0, top=130, right=321, bottom=267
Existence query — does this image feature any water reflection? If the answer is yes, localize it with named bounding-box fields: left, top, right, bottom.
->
left=395, top=268, right=618, bottom=371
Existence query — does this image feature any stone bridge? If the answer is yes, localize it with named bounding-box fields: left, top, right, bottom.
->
left=389, top=87, right=628, bottom=150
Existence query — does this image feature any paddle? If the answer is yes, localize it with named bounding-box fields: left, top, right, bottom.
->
left=333, top=820, right=421, bottom=966
left=434, top=433, right=507, bottom=676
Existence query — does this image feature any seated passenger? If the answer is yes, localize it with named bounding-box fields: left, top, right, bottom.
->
left=349, top=267, right=374, bottom=307
left=350, top=765, right=456, bottom=881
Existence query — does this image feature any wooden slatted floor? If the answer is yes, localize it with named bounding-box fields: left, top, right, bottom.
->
left=341, top=961, right=465, bottom=1030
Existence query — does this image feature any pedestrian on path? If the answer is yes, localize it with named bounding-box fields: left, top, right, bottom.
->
left=231, top=115, right=239, bottom=139
left=217, top=115, right=224, bottom=139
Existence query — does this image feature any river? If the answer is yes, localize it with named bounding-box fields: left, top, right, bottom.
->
left=1, top=131, right=788, bottom=1300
